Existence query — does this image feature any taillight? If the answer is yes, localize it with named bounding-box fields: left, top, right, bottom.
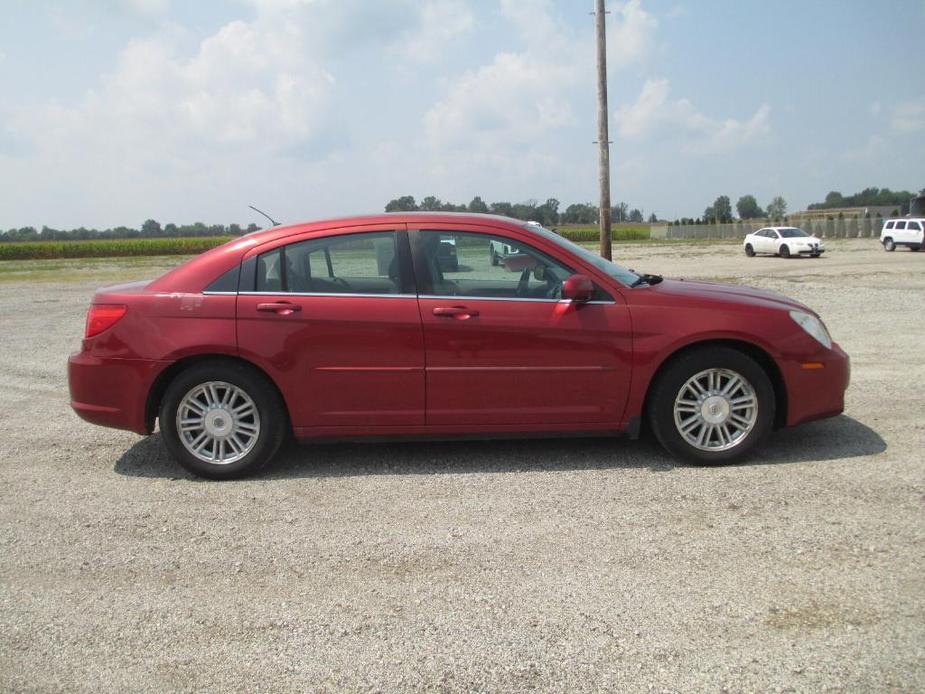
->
left=85, top=304, right=127, bottom=338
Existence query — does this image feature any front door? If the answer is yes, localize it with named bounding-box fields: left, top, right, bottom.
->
left=236, top=226, right=425, bottom=428
left=410, top=227, right=632, bottom=427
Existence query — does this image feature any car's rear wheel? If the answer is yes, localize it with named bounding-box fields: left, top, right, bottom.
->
left=883, top=237, right=895, bottom=252
left=744, top=243, right=755, bottom=257
left=779, top=244, right=791, bottom=258
left=647, top=347, right=775, bottom=464
left=159, top=361, right=287, bottom=479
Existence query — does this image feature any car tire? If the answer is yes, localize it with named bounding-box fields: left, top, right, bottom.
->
left=744, top=243, right=755, bottom=257
left=779, top=244, right=791, bottom=258
left=159, top=360, right=288, bottom=480
left=647, top=346, right=775, bottom=465
left=883, top=237, right=895, bottom=252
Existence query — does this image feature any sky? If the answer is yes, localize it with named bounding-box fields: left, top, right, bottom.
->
left=0, top=0, right=923, bottom=230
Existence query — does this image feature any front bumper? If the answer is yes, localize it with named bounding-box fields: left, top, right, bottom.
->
left=782, top=342, right=850, bottom=427
left=68, top=351, right=167, bottom=434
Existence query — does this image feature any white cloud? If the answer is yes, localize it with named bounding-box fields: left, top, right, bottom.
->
left=424, top=52, right=575, bottom=151
left=609, top=0, right=658, bottom=69
left=891, top=97, right=925, bottom=132
left=24, top=17, right=334, bottom=152
left=615, top=78, right=770, bottom=153
left=402, top=0, right=474, bottom=63
left=122, top=0, right=171, bottom=14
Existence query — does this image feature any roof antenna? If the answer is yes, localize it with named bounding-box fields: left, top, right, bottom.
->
left=248, top=204, right=280, bottom=227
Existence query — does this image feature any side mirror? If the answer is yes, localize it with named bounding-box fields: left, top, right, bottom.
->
left=562, top=274, right=594, bottom=304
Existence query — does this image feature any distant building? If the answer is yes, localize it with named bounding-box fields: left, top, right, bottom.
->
left=791, top=205, right=898, bottom=223
left=910, top=194, right=925, bottom=216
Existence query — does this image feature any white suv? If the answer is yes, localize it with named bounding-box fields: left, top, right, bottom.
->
left=880, top=218, right=924, bottom=251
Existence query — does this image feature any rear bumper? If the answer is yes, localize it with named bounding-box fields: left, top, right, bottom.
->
left=782, top=342, right=850, bottom=427
left=68, top=351, right=167, bottom=434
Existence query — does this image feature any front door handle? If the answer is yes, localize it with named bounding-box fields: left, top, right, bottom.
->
left=433, top=306, right=479, bottom=320
left=257, top=301, right=301, bottom=315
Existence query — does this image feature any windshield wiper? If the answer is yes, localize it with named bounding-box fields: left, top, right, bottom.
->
left=629, top=272, right=663, bottom=288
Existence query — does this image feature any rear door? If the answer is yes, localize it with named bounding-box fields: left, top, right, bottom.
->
left=236, top=225, right=426, bottom=428
left=906, top=221, right=923, bottom=244
left=410, top=225, right=632, bottom=427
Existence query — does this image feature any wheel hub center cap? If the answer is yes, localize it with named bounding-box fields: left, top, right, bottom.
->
left=204, top=408, right=233, bottom=437
left=701, top=395, right=730, bottom=424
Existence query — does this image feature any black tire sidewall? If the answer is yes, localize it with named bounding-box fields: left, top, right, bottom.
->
left=883, top=238, right=894, bottom=251
left=745, top=244, right=754, bottom=257
left=648, top=347, right=775, bottom=465
left=159, top=362, right=287, bottom=479
left=780, top=244, right=790, bottom=258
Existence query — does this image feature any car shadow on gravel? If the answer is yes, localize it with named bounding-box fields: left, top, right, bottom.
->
left=113, top=415, right=885, bottom=480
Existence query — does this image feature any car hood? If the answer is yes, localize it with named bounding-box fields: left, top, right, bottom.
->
left=648, top=278, right=813, bottom=314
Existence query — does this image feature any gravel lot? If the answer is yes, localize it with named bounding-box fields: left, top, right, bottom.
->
left=1, top=239, right=923, bottom=692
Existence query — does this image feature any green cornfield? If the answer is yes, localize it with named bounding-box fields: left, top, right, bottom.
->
left=0, top=236, right=233, bottom=261
left=557, top=225, right=651, bottom=242
left=0, top=225, right=651, bottom=261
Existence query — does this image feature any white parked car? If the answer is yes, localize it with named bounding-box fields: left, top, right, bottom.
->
left=743, top=227, right=824, bottom=258
left=488, top=238, right=522, bottom=265
left=880, top=218, right=924, bottom=252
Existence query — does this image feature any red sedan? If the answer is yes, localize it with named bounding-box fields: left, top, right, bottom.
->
left=68, top=213, right=850, bottom=479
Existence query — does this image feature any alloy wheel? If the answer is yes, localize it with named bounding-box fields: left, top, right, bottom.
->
left=673, top=368, right=758, bottom=452
left=176, top=381, right=261, bottom=465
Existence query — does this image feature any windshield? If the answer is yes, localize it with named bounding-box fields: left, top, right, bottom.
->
left=778, top=228, right=809, bottom=238
left=527, top=224, right=642, bottom=286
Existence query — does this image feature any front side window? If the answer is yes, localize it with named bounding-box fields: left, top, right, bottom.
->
left=895, top=221, right=906, bottom=230
left=255, top=231, right=401, bottom=295
left=417, top=230, right=575, bottom=300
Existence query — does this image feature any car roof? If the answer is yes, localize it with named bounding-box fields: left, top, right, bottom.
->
left=242, top=212, right=534, bottom=245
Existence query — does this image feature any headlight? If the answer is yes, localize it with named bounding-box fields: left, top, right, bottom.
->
left=789, top=310, right=832, bottom=349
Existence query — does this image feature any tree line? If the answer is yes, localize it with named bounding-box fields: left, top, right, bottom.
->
left=384, top=195, right=657, bottom=226
left=685, top=194, right=790, bottom=226
left=0, top=220, right=261, bottom=243
left=807, top=187, right=919, bottom=212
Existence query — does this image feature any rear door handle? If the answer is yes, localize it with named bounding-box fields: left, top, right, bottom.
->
left=257, top=301, right=301, bottom=315
left=433, top=306, right=479, bottom=320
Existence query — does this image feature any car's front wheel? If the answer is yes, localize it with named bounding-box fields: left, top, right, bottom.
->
left=744, top=243, right=755, bottom=257
left=779, top=244, right=791, bottom=258
left=647, top=347, right=775, bottom=464
left=159, top=361, right=288, bottom=479
left=883, top=237, right=895, bottom=252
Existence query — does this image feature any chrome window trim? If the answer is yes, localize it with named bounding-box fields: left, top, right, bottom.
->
left=204, top=290, right=614, bottom=304
left=418, top=294, right=615, bottom=305
left=235, top=291, right=417, bottom=299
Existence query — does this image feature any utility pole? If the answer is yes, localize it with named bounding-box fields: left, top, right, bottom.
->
left=594, top=0, right=612, bottom=261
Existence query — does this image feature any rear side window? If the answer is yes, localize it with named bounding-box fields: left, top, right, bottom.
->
left=205, top=265, right=240, bottom=293
left=256, top=248, right=283, bottom=292
left=254, top=231, right=401, bottom=295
